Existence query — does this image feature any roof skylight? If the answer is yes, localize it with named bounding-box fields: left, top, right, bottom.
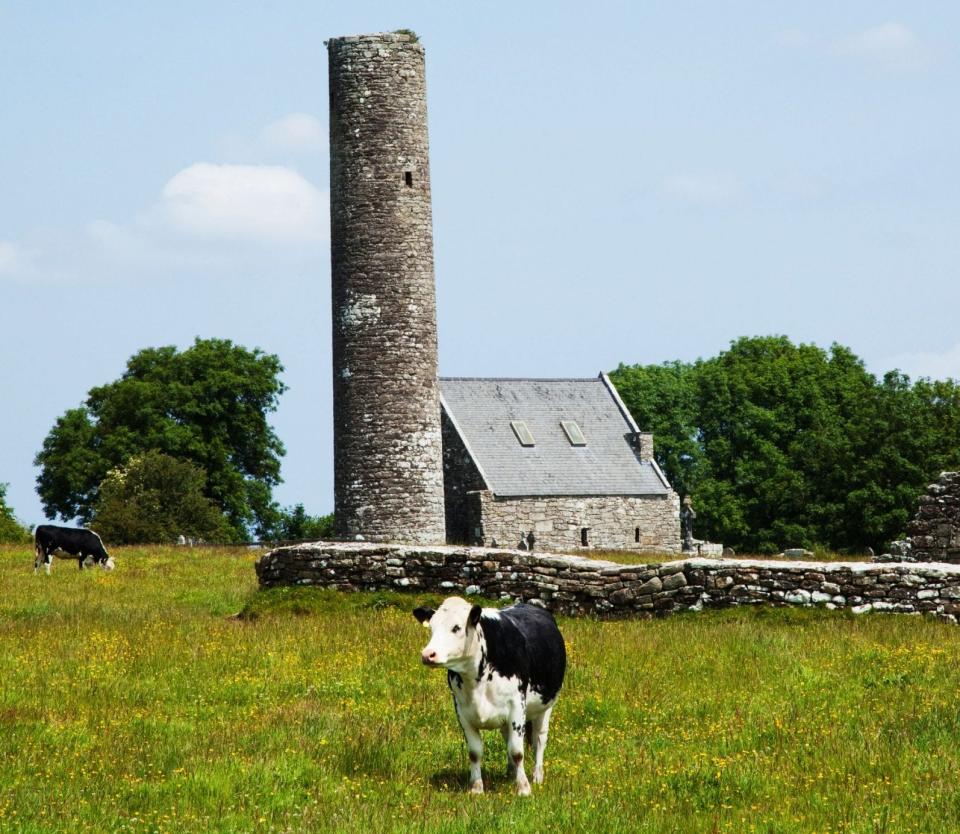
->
left=561, top=420, right=587, bottom=446
left=510, top=420, right=535, bottom=447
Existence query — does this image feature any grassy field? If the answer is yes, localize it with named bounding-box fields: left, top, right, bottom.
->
left=3, top=545, right=960, bottom=833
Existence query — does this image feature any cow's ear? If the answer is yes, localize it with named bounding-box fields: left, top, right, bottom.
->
left=413, top=607, right=435, bottom=627
left=467, top=605, right=482, bottom=630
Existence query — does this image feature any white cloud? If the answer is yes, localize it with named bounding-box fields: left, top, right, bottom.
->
left=155, top=162, right=327, bottom=244
left=885, top=343, right=960, bottom=381
left=834, top=22, right=930, bottom=71
left=0, top=241, right=27, bottom=274
left=662, top=172, right=743, bottom=207
left=259, top=113, right=326, bottom=154
left=2, top=162, right=328, bottom=285
left=218, top=113, right=327, bottom=161
left=0, top=240, right=69, bottom=283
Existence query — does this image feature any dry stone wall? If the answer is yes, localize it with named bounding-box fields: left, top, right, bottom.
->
left=256, top=542, right=960, bottom=624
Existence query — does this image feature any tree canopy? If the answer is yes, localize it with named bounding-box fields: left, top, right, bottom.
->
left=611, top=336, right=960, bottom=554
left=35, top=338, right=287, bottom=539
left=262, top=504, right=335, bottom=542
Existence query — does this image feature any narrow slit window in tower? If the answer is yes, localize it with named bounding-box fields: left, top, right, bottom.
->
left=404, top=171, right=414, bottom=187
left=510, top=421, right=535, bottom=447
left=581, top=527, right=589, bottom=546
left=635, top=527, right=640, bottom=543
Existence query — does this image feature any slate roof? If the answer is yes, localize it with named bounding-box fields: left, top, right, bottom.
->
left=439, top=375, right=672, bottom=498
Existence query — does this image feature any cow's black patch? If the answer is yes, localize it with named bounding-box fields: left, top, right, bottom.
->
left=413, top=607, right=435, bottom=625
left=447, top=670, right=463, bottom=691
left=476, top=648, right=486, bottom=683
left=512, top=722, right=525, bottom=736
left=479, top=604, right=566, bottom=706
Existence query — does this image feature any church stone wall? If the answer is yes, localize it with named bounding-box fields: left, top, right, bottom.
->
left=467, top=490, right=681, bottom=554
left=441, top=410, right=487, bottom=545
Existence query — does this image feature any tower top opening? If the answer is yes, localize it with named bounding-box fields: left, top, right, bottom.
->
left=326, top=31, right=421, bottom=49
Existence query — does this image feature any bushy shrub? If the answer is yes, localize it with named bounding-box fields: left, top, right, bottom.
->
left=0, top=484, right=31, bottom=544
left=91, top=451, right=234, bottom=545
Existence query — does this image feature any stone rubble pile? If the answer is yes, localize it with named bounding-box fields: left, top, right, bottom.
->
left=904, top=472, right=960, bottom=563
left=683, top=540, right=723, bottom=557
left=256, top=542, right=960, bottom=624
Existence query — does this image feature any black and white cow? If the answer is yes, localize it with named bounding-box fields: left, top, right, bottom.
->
left=34, top=525, right=115, bottom=574
left=413, top=597, right=566, bottom=796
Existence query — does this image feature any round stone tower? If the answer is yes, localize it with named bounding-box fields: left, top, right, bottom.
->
left=327, top=32, right=446, bottom=544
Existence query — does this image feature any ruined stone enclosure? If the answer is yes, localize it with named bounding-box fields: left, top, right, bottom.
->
left=905, top=472, right=960, bottom=562
left=257, top=542, right=960, bottom=625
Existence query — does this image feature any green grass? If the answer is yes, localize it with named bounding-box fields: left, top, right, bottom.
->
left=2, top=544, right=960, bottom=833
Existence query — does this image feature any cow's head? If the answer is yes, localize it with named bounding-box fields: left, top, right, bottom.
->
left=413, top=597, right=482, bottom=669
left=84, top=554, right=116, bottom=571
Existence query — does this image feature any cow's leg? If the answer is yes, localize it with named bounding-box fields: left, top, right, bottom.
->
left=506, top=709, right=531, bottom=796
left=501, top=724, right=517, bottom=777
left=44, top=551, right=52, bottom=575
left=78, top=553, right=84, bottom=570
left=530, top=707, right=553, bottom=785
left=34, top=544, right=42, bottom=574
left=459, top=719, right=485, bottom=794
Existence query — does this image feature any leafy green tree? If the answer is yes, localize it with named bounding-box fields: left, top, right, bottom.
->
left=608, top=361, right=701, bottom=500
left=837, top=371, right=960, bottom=550
left=613, top=336, right=960, bottom=554
left=265, top=504, right=335, bottom=542
left=35, top=338, right=286, bottom=539
left=693, top=337, right=875, bottom=551
left=0, top=483, right=31, bottom=544
left=91, top=451, right=234, bottom=545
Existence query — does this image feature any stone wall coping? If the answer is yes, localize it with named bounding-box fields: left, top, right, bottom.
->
left=677, top=557, right=960, bottom=576
left=265, top=542, right=960, bottom=578
left=327, top=33, right=418, bottom=45
left=268, top=540, right=624, bottom=570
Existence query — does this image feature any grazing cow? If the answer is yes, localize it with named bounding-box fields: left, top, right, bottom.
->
left=413, top=597, right=566, bottom=796
left=34, top=525, right=115, bottom=574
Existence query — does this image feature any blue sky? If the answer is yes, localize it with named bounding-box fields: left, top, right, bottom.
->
left=2, top=2, right=959, bottom=527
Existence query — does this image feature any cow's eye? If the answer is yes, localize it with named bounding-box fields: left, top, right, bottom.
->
left=452, top=625, right=461, bottom=634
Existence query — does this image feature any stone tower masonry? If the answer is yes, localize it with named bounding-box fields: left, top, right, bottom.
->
left=327, top=32, right=446, bottom=544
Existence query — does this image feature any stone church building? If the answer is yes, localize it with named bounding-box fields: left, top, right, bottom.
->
left=326, top=32, right=680, bottom=553
left=440, top=375, right=680, bottom=553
